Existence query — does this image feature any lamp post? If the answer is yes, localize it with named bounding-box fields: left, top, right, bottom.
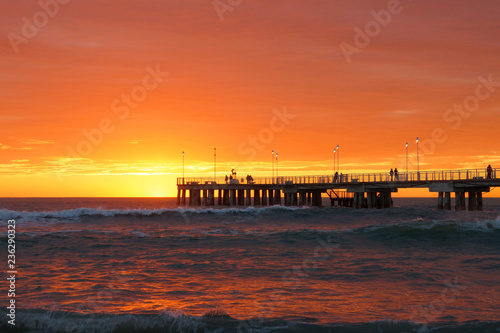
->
left=214, top=147, right=216, bottom=182
left=182, top=151, right=185, bottom=184
left=333, top=148, right=336, bottom=174
left=405, top=142, right=408, bottom=180
left=336, top=145, right=340, bottom=173
left=416, top=137, right=420, bottom=180
left=276, top=153, right=279, bottom=180
left=333, top=148, right=338, bottom=183
left=272, top=150, right=275, bottom=182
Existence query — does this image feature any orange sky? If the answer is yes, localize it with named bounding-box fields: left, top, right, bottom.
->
left=1, top=0, right=500, bottom=197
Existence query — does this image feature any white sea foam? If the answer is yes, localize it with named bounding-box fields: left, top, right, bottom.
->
left=0, top=205, right=309, bottom=223
left=9, top=309, right=205, bottom=333
left=128, top=230, right=150, bottom=238
left=354, top=217, right=500, bottom=234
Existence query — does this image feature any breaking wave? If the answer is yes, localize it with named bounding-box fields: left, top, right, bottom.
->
left=2, top=308, right=500, bottom=333
left=0, top=205, right=308, bottom=222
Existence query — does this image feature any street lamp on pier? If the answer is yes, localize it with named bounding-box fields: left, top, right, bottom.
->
left=405, top=142, right=408, bottom=180
left=416, top=137, right=420, bottom=180
left=336, top=144, right=340, bottom=173
left=276, top=153, right=279, bottom=180
left=272, top=150, right=275, bottom=182
left=333, top=148, right=336, bottom=174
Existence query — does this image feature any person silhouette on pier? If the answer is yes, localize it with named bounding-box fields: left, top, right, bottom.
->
left=225, top=175, right=228, bottom=183
left=334, top=172, right=339, bottom=183
left=394, top=168, right=399, bottom=181
left=487, top=164, right=493, bottom=179
left=390, top=168, right=394, bottom=181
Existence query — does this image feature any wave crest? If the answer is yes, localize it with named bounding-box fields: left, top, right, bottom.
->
left=0, top=205, right=309, bottom=222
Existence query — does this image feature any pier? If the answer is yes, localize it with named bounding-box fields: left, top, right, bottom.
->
left=177, top=168, right=499, bottom=211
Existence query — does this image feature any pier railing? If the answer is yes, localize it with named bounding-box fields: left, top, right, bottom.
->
left=177, top=168, right=498, bottom=185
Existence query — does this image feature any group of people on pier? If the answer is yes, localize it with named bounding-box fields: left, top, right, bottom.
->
left=333, top=172, right=344, bottom=182
left=224, top=170, right=254, bottom=184
left=221, top=165, right=494, bottom=185
left=389, top=168, right=399, bottom=181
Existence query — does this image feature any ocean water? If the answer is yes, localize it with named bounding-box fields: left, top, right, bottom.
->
left=1, top=197, right=500, bottom=333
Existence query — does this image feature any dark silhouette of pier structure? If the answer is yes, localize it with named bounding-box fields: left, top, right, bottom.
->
left=177, top=168, right=499, bottom=211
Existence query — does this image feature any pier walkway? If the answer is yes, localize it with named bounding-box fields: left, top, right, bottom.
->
left=177, top=168, right=500, bottom=211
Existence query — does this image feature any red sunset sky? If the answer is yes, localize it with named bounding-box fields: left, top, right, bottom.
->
left=1, top=0, right=499, bottom=197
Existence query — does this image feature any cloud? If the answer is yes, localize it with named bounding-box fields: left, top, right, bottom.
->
left=0, top=143, right=31, bottom=150
left=20, top=139, right=55, bottom=145
left=389, top=110, right=417, bottom=116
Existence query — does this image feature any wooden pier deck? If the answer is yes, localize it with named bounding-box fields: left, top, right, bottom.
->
left=177, top=168, right=500, bottom=211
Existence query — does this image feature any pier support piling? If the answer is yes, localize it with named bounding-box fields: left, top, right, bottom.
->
left=202, top=189, right=207, bottom=206
left=230, top=189, right=237, bottom=206
left=377, top=192, right=392, bottom=209
left=468, top=191, right=477, bottom=211
left=367, top=192, right=376, bottom=209
left=438, top=192, right=444, bottom=210
left=217, top=189, right=222, bottom=206
left=455, top=192, right=462, bottom=211
left=238, top=189, right=245, bottom=206
left=268, top=189, right=274, bottom=206
left=275, top=189, right=282, bottom=205
left=196, top=190, right=201, bottom=206
left=461, top=192, right=466, bottom=210
left=444, top=192, right=451, bottom=210
left=312, top=191, right=322, bottom=207
left=254, top=189, right=261, bottom=206
left=208, top=190, right=215, bottom=206
left=477, top=191, right=483, bottom=211
left=299, top=191, right=306, bottom=206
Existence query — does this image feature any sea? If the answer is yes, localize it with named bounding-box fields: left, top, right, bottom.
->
left=1, top=197, right=499, bottom=333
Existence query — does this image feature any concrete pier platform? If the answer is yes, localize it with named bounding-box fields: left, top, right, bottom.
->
left=177, top=168, right=499, bottom=210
